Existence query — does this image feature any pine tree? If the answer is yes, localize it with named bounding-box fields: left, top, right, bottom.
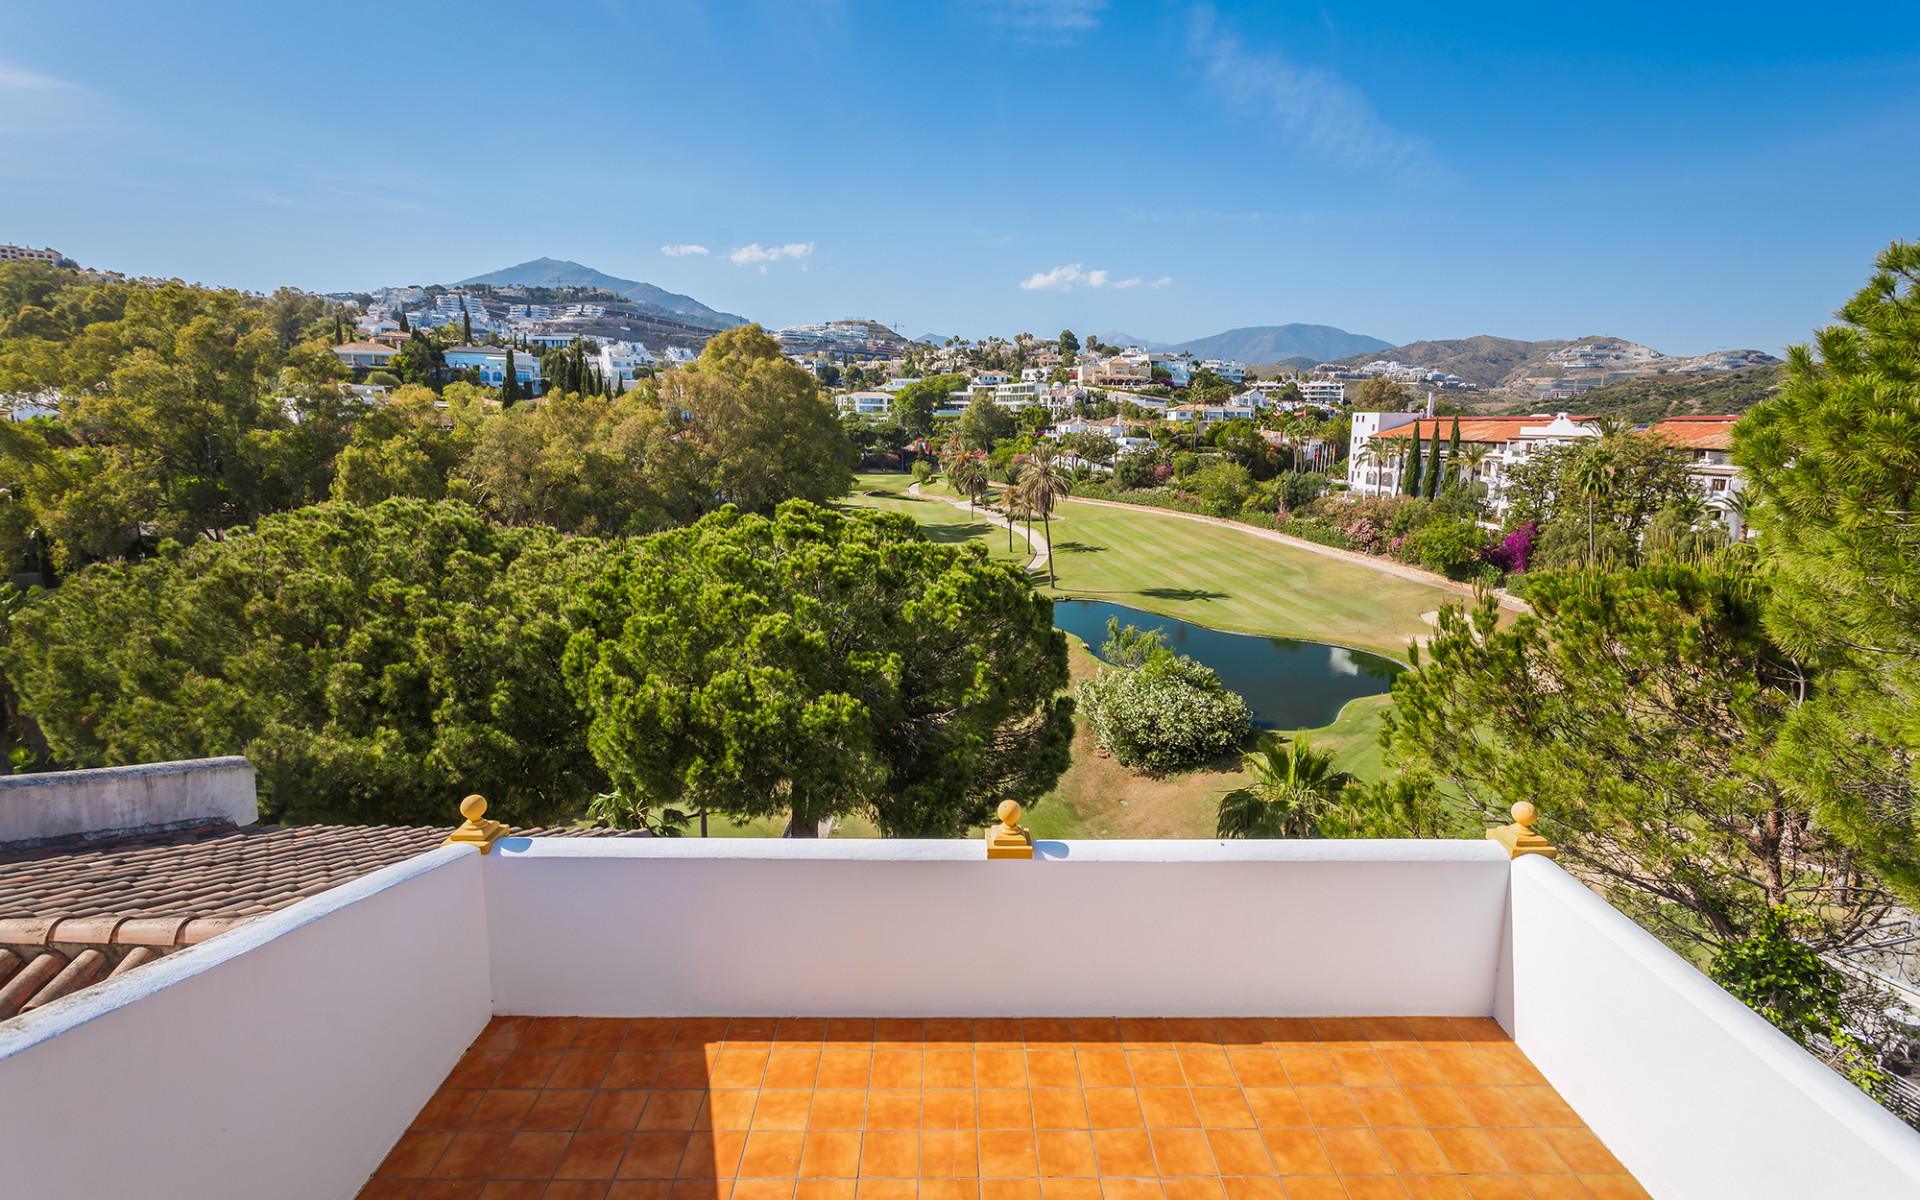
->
left=1401, top=431, right=1423, bottom=496
left=1423, top=425, right=1445, bottom=499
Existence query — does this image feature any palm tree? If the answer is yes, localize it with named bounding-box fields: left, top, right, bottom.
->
left=1713, top=488, right=1756, bottom=541
left=948, top=455, right=986, bottom=516
left=1460, top=443, right=1492, bottom=481
left=1216, top=737, right=1356, bottom=839
left=1591, top=415, right=1635, bottom=443
left=1569, top=449, right=1617, bottom=565
left=1018, top=455, right=1074, bottom=586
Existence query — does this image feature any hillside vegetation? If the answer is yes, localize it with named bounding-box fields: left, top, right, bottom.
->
left=1495, top=364, right=1782, bottom=421
left=1333, top=334, right=1571, bottom=389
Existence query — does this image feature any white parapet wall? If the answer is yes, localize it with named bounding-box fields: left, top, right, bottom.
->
left=0, top=755, right=258, bottom=846
left=483, top=837, right=1513, bottom=1017
left=0, top=844, right=491, bottom=1200
left=1506, top=853, right=1920, bottom=1199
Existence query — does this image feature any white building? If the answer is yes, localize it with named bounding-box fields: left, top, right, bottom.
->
left=442, top=345, right=541, bottom=390
left=1351, top=413, right=1606, bottom=517
left=1198, top=359, right=1249, bottom=383
left=1301, top=379, right=1345, bottom=406
left=839, top=391, right=893, bottom=418
left=330, top=342, right=400, bottom=370
left=595, top=341, right=656, bottom=387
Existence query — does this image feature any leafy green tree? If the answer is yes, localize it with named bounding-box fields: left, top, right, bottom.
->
left=1381, top=561, right=1887, bottom=955
left=1217, top=737, right=1356, bottom=838
left=1352, top=376, right=1407, bottom=412
left=1501, top=435, right=1692, bottom=548
left=563, top=501, right=1074, bottom=837
left=1734, top=239, right=1920, bottom=907
left=1189, top=460, right=1251, bottom=517
left=893, top=373, right=964, bottom=438
left=1709, top=907, right=1883, bottom=1088
left=957, top=394, right=1016, bottom=452
left=6, top=499, right=608, bottom=825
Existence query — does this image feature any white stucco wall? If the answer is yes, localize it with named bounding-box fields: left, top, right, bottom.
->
left=1506, top=854, right=1920, bottom=1198
left=0, top=844, right=491, bottom=1200
left=483, top=837, right=1511, bottom=1017
left=0, top=756, right=257, bottom=845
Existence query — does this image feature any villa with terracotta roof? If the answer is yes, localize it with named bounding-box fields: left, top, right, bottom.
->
left=2, top=757, right=1916, bottom=1198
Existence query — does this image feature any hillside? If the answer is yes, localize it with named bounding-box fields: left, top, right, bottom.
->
left=1167, top=324, right=1392, bottom=362
left=1333, top=335, right=1571, bottom=389
left=1496, top=364, right=1783, bottom=422
left=457, top=258, right=748, bottom=329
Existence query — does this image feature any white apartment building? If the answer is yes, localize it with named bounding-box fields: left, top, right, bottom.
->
left=1301, top=379, right=1345, bottom=406
left=1348, top=413, right=1599, bottom=512
left=0, top=245, right=62, bottom=265
left=1198, top=359, right=1249, bottom=383
left=839, top=391, right=893, bottom=418
left=442, top=345, right=542, bottom=390
left=595, top=341, right=656, bottom=386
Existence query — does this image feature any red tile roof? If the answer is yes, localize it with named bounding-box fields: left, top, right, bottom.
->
left=1646, top=416, right=1739, bottom=450
left=1367, top=418, right=1539, bottom=445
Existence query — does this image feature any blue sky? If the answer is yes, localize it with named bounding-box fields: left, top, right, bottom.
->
left=2, top=1, right=1915, bottom=354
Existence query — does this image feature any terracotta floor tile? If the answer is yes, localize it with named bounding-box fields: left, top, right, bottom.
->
left=1539, top=1130, right=1625, bottom=1175
left=1068, top=1018, right=1122, bottom=1045
left=638, top=1092, right=706, bottom=1133
left=977, top=1051, right=1031, bottom=1088
left=377, top=1129, right=455, bottom=1177
left=816, top=1052, right=873, bottom=1089
left=1148, top=1129, right=1216, bottom=1177
left=1353, top=1018, right=1417, bottom=1048
left=1219, top=1178, right=1286, bottom=1200
left=447, top=1051, right=511, bottom=1090
left=1451, top=1090, right=1525, bottom=1129
left=1163, top=1020, right=1222, bottom=1051
left=1023, top=1018, right=1075, bottom=1049
left=416, top=1089, right=484, bottom=1131
left=1125, top=1052, right=1187, bottom=1089
left=1473, top=1048, right=1548, bottom=1089
left=739, top=1132, right=806, bottom=1178
left=673, top=1018, right=731, bottom=1050
left=1482, top=1128, right=1569, bottom=1175
left=978, top=1090, right=1036, bottom=1130
left=1273, top=1052, right=1340, bottom=1088
left=1158, top=1177, right=1225, bottom=1200
left=754, top=1092, right=816, bottom=1132
left=1575, top=1175, right=1654, bottom=1200
left=1275, top=1179, right=1345, bottom=1200
left=1207, top=1019, right=1262, bottom=1048
left=1203, top=1130, right=1274, bottom=1177
left=921, top=1180, right=982, bottom=1200
left=607, top=1053, right=668, bottom=1090
left=1225, top=1052, right=1288, bottom=1089
left=810, top=1090, right=869, bottom=1131
left=1326, top=1051, right=1394, bottom=1088
left=1506, top=1088, right=1582, bottom=1128
left=467, top=1090, right=539, bottom=1131
left=1137, top=1089, right=1200, bottom=1128
left=495, top=1128, right=568, bottom=1182
left=1341, top=1178, right=1412, bottom=1200
left=1447, top=1019, right=1510, bottom=1046
left=1031, top=1089, right=1090, bottom=1129
left=925, top=1018, right=975, bottom=1046
left=766, top=1053, right=824, bottom=1090
left=797, top=1131, right=862, bottom=1179
left=873, top=1019, right=925, bottom=1050
left=1397, top=1177, right=1470, bottom=1200
left=682, top=1132, right=749, bottom=1179
left=568, top=1021, right=629, bottom=1044
left=864, top=1091, right=921, bottom=1130
left=776, top=1019, right=829, bottom=1046
left=357, top=1175, right=423, bottom=1198
left=795, top=1181, right=859, bottom=1200
left=926, top=1051, right=976, bottom=1089
left=1305, top=1020, right=1366, bottom=1050
left=924, top=1090, right=978, bottom=1131
left=1102, top=1179, right=1165, bottom=1200
left=663, top=1180, right=722, bottom=1200
left=1318, top=1129, right=1392, bottom=1175
left=546, top=1183, right=615, bottom=1200
left=433, top=1131, right=514, bottom=1179
left=1371, top=1129, right=1450, bottom=1176
left=524, top=1090, right=596, bottom=1131
left=1423, top=1050, right=1497, bottom=1089
left=1117, top=1018, right=1174, bottom=1050
left=622, top=1021, right=681, bottom=1052
left=1040, top=1179, right=1103, bottom=1200
left=1092, top=1128, right=1157, bottom=1176
left=711, top=1052, right=772, bottom=1089
left=732, top=1180, right=796, bottom=1200
left=1036, top=1130, right=1099, bottom=1177
left=1376, top=1050, right=1447, bottom=1089
left=980, top=1179, right=1042, bottom=1200
left=1294, top=1090, right=1364, bottom=1130
left=859, top=1131, right=920, bottom=1178
left=1084, top=1088, right=1146, bottom=1128
left=1191, top=1089, right=1256, bottom=1129
left=979, top=1130, right=1038, bottom=1177
left=703, top=1091, right=761, bottom=1132
left=1258, top=1131, right=1332, bottom=1176
left=724, top=1019, right=779, bottom=1049
left=558, top=1132, right=633, bottom=1180
left=1513, top=1177, right=1590, bottom=1200
left=870, top=1052, right=923, bottom=1089
left=1348, top=1088, right=1420, bottom=1129
left=473, top=1184, right=545, bottom=1200
left=1429, top=1129, right=1510, bottom=1176
left=523, top=1018, right=585, bottom=1052
left=920, top=1129, right=981, bottom=1177
left=657, top=1054, right=713, bottom=1089
left=1255, top=1019, right=1316, bottom=1050
left=1176, top=1052, right=1237, bottom=1088
left=620, top=1133, right=693, bottom=1180
left=1399, top=1090, right=1472, bottom=1130
left=974, top=1018, right=1026, bottom=1051
left=473, top=1017, right=534, bottom=1053
left=1076, top=1051, right=1132, bottom=1088
left=1456, top=1177, right=1530, bottom=1200
left=1027, top=1051, right=1081, bottom=1088
left=1241, top=1090, right=1309, bottom=1130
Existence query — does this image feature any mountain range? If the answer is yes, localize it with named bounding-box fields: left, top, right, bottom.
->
left=1099, top=324, right=1394, bottom=363
left=456, top=258, right=749, bottom=330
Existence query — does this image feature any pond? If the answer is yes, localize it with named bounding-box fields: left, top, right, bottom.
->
left=1051, top=598, right=1402, bottom=730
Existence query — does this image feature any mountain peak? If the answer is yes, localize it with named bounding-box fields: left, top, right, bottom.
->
left=455, top=258, right=749, bottom=330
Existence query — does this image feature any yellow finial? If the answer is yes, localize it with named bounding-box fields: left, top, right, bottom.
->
left=1488, top=801, right=1556, bottom=859
left=444, top=793, right=508, bottom=855
left=985, top=799, right=1033, bottom=859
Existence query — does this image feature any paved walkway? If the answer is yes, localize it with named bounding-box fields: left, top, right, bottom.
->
left=907, top=483, right=1052, bottom=580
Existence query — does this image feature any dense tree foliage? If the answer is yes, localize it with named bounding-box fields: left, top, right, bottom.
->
left=5, top=499, right=607, bottom=825
left=563, top=501, right=1074, bottom=837
left=1078, top=622, right=1251, bottom=772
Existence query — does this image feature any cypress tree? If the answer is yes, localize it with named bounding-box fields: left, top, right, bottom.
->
left=398, top=309, right=410, bottom=332
left=1446, top=417, right=1462, bottom=487
left=1401, top=431, right=1422, bottom=496
left=1424, top=424, right=1445, bottom=499
left=333, top=314, right=343, bottom=345
left=503, top=349, right=519, bottom=406
left=463, top=309, right=472, bottom=345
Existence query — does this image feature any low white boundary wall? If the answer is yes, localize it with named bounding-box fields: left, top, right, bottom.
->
left=0, top=755, right=257, bottom=845
left=0, top=844, right=491, bottom=1200
left=484, top=838, right=1511, bottom=1017
left=1507, top=854, right=1920, bottom=1199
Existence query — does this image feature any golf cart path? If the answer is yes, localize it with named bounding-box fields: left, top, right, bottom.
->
left=907, top=481, right=1051, bottom=578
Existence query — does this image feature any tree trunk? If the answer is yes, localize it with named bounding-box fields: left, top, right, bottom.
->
left=783, top=812, right=821, bottom=838
left=1041, top=509, right=1055, bottom=586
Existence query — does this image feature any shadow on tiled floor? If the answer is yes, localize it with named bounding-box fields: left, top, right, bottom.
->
left=357, top=1016, right=1649, bottom=1200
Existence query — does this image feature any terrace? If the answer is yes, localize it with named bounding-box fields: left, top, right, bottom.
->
left=1, top=762, right=1917, bottom=1199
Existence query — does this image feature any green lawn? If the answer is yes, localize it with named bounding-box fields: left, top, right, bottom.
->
left=841, top=474, right=1034, bottom=567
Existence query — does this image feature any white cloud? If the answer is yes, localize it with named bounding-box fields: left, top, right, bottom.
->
left=661, top=244, right=709, bottom=257
left=1186, top=5, right=1434, bottom=177
left=0, top=61, right=101, bottom=135
left=973, top=1, right=1107, bottom=39
left=728, top=242, right=814, bottom=273
left=1018, top=263, right=1155, bottom=291
left=1151, top=276, right=1173, bottom=289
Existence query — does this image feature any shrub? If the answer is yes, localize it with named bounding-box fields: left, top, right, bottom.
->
left=1275, top=471, right=1327, bottom=512
left=910, top=458, right=933, bottom=484
left=1113, top=452, right=1154, bottom=490
left=1402, top=517, right=1485, bottom=579
left=1189, top=461, right=1252, bottom=517
left=1276, top=516, right=1353, bottom=551
left=1171, top=451, right=1198, bottom=480
left=1484, top=520, right=1539, bottom=574
left=1077, top=653, right=1253, bottom=771
left=365, top=371, right=400, bottom=387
